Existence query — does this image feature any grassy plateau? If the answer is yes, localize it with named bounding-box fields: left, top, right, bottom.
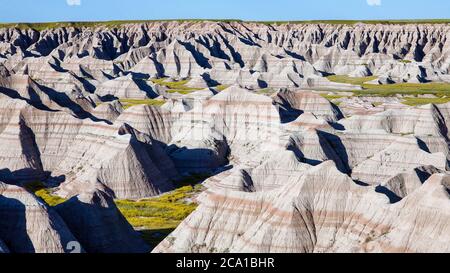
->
left=401, top=97, right=450, bottom=106
left=150, top=78, right=203, bottom=94
left=1, top=19, right=450, bottom=31
left=115, top=185, right=201, bottom=247
left=24, top=181, right=67, bottom=206
left=326, top=75, right=450, bottom=106
left=115, top=173, right=208, bottom=247
left=118, top=98, right=165, bottom=109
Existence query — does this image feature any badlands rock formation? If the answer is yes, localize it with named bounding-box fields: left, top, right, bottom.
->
left=0, top=180, right=152, bottom=253
left=0, top=21, right=449, bottom=253
left=0, top=182, right=79, bottom=253
left=153, top=84, right=450, bottom=253
left=1, top=22, right=450, bottom=93
left=55, top=183, right=150, bottom=253
left=155, top=162, right=450, bottom=253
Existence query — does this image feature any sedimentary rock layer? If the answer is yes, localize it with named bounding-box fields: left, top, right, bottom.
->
left=154, top=162, right=450, bottom=253
left=0, top=21, right=450, bottom=253
left=2, top=22, right=450, bottom=95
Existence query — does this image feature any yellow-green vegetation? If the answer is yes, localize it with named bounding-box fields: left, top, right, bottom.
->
left=399, top=59, right=412, bottom=64
left=151, top=78, right=203, bottom=94
left=320, top=94, right=347, bottom=101
left=115, top=184, right=204, bottom=247
left=119, top=98, right=165, bottom=109
left=353, top=82, right=450, bottom=97
left=255, top=19, right=450, bottom=25
left=327, top=75, right=450, bottom=97
left=214, top=84, right=229, bottom=91
left=0, top=20, right=242, bottom=31
left=151, top=78, right=190, bottom=87
left=24, top=181, right=67, bottom=206
left=0, top=21, right=130, bottom=31
left=257, top=88, right=275, bottom=95
left=115, top=188, right=197, bottom=226
left=2, top=19, right=450, bottom=31
left=326, top=75, right=378, bottom=85
left=166, top=89, right=195, bottom=95
left=402, top=97, right=450, bottom=106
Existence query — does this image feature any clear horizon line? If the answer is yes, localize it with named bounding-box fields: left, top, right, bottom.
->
left=2, top=18, right=450, bottom=25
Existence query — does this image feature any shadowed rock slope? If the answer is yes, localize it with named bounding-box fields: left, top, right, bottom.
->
left=0, top=181, right=150, bottom=253
left=55, top=183, right=150, bottom=253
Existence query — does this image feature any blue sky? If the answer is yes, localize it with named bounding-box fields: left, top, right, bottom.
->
left=0, top=0, right=447, bottom=23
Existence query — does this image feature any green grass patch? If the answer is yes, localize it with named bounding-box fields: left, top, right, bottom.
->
left=0, top=20, right=243, bottom=31
left=353, top=83, right=450, bottom=97
left=255, top=19, right=450, bottom=25
left=214, top=85, right=229, bottom=91
left=119, top=98, right=165, bottom=109
left=151, top=78, right=203, bottom=94
left=326, top=75, right=378, bottom=85
left=327, top=75, right=450, bottom=97
left=24, top=181, right=67, bottom=206
left=166, top=89, right=198, bottom=94
left=115, top=184, right=204, bottom=247
left=256, top=88, right=275, bottom=95
left=2, top=19, right=450, bottom=31
left=402, top=97, right=450, bottom=106
left=151, top=78, right=190, bottom=88
left=320, top=94, right=347, bottom=101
